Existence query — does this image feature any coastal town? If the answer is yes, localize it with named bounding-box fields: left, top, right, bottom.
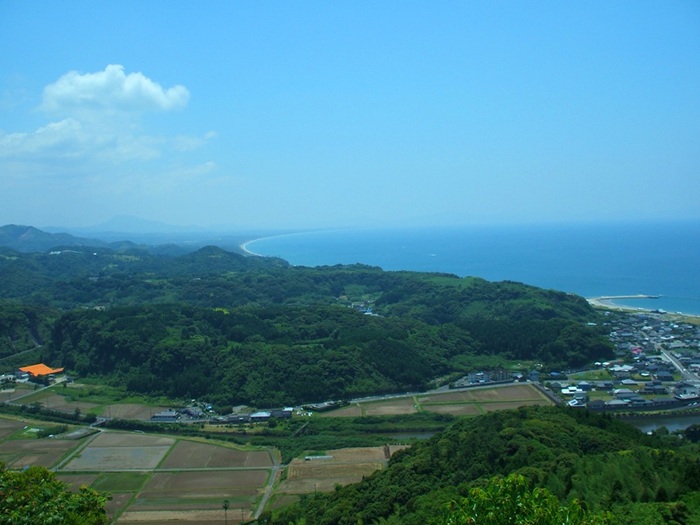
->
left=448, top=308, right=700, bottom=412
left=543, top=308, right=700, bottom=410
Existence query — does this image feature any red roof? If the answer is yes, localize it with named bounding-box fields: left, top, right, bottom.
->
left=19, top=363, right=65, bottom=377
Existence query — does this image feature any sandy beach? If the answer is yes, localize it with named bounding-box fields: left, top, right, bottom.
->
left=239, top=239, right=263, bottom=256
left=587, top=295, right=700, bottom=322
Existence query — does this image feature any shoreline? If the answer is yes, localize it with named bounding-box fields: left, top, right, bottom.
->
left=239, top=238, right=264, bottom=256
left=239, top=234, right=699, bottom=321
left=239, top=228, right=346, bottom=258
left=587, top=296, right=700, bottom=322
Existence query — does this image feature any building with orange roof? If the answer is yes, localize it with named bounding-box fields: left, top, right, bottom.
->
left=18, top=363, right=65, bottom=377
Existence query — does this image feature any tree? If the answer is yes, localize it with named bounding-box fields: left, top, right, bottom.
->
left=0, top=464, right=110, bottom=524
left=437, top=474, right=611, bottom=525
left=684, top=424, right=700, bottom=443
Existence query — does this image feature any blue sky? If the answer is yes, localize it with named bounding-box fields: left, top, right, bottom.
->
left=1, top=2, right=698, bottom=230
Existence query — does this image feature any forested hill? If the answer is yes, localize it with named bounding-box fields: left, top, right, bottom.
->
left=261, top=406, right=700, bottom=524
left=2, top=244, right=613, bottom=405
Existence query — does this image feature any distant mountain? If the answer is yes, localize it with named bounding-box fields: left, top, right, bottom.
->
left=44, top=215, right=207, bottom=236
left=0, top=224, right=110, bottom=253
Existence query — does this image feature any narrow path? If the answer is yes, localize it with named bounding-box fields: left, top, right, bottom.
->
left=253, top=450, right=283, bottom=520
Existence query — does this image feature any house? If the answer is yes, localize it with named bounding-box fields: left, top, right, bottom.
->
left=613, top=388, right=637, bottom=399
left=151, top=410, right=180, bottom=422
left=18, top=363, right=65, bottom=379
left=587, top=399, right=606, bottom=409
left=250, top=411, right=271, bottom=422
left=655, top=371, right=675, bottom=382
left=182, top=407, right=205, bottom=418
left=606, top=399, right=630, bottom=407
left=675, top=382, right=700, bottom=400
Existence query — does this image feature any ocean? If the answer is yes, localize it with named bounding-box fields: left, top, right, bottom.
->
left=244, top=221, right=700, bottom=316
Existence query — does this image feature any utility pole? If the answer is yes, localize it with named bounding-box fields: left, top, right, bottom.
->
left=222, top=499, right=229, bottom=524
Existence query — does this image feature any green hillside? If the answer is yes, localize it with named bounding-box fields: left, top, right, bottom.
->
left=261, top=406, right=700, bottom=524
left=0, top=245, right=613, bottom=405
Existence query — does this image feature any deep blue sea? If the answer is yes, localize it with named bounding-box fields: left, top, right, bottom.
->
left=245, top=221, right=700, bottom=316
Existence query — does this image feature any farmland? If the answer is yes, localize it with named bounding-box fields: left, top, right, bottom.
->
left=323, top=383, right=552, bottom=417
left=0, top=383, right=554, bottom=522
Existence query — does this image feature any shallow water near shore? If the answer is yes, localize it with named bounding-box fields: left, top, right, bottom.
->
left=246, top=221, right=700, bottom=315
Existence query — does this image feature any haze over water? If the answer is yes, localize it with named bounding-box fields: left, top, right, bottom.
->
left=246, top=221, right=700, bottom=316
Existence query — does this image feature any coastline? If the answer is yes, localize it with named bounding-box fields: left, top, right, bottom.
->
left=587, top=295, right=700, bottom=322
left=239, top=228, right=346, bottom=258
left=240, top=238, right=264, bottom=256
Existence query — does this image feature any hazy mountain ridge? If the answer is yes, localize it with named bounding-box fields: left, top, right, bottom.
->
left=0, top=224, right=121, bottom=253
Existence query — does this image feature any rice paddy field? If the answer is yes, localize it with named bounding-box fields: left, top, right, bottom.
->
left=323, top=383, right=553, bottom=417
left=1, top=383, right=553, bottom=522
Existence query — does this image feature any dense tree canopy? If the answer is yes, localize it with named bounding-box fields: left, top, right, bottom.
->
left=260, top=406, right=700, bottom=524
left=0, top=245, right=613, bottom=405
left=0, top=464, right=109, bottom=524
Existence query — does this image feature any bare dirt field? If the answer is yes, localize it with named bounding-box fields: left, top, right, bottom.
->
left=64, top=445, right=172, bottom=471
left=143, top=470, right=268, bottom=493
left=0, top=438, right=79, bottom=468
left=103, top=404, right=170, bottom=420
left=323, top=384, right=551, bottom=418
left=63, top=432, right=176, bottom=471
left=129, top=471, right=267, bottom=517
left=418, top=384, right=544, bottom=403
left=425, top=404, right=483, bottom=416
left=363, top=397, right=418, bottom=416
left=417, top=384, right=552, bottom=416
left=116, top=509, right=250, bottom=524
left=0, top=417, right=24, bottom=439
left=89, top=432, right=175, bottom=448
left=56, top=473, right=100, bottom=489
left=159, top=440, right=272, bottom=469
left=320, top=404, right=363, bottom=417
left=278, top=446, right=402, bottom=494
left=28, top=393, right=99, bottom=414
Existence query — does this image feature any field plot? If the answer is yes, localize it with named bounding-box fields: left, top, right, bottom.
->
left=103, top=404, right=170, bottom=420
left=63, top=432, right=175, bottom=471
left=89, top=433, right=175, bottom=448
left=323, top=384, right=551, bottom=418
left=0, top=438, right=79, bottom=468
left=159, top=440, right=272, bottom=469
left=423, top=403, right=482, bottom=416
left=418, top=383, right=552, bottom=416
left=278, top=446, right=400, bottom=494
left=129, top=470, right=267, bottom=515
left=363, top=396, right=418, bottom=416
left=117, top=509, right=240, bottom=524
left=22, top=392, right=99, bottom=414
left=320, top=403, right=363, bottom=417
left=57, top=473, right=101, bottom=490
left=0, top=417, right=24, bottom=439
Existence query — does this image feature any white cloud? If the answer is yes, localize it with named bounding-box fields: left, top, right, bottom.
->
left=0, top=118, right=160, bottom=166
left=0, top=66, right=210, bottom=184
left=40, top=64, right=189, bottom=115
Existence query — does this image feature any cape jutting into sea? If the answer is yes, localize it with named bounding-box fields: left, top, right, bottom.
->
left=245, top=221, right=700, bottom=316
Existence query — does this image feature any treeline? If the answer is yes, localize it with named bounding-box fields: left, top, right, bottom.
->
left=45, top=299, right=611, bottom=406
left=0, top=301, right=54, bottom=359
left=260, top=406, right=700, bottom=524
left=1, top=245, right=614, bottom=405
